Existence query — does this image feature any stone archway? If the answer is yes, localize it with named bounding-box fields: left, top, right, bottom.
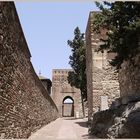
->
left=62, top=96, right=74, bottom=117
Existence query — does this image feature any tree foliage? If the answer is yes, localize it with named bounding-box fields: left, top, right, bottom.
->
left=67, top=27, right=87, bottom=101
left=93, top=1, right=140, bottom=69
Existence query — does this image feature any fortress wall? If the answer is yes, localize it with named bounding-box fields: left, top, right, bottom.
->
left=0, top=2, right=58, bottom=138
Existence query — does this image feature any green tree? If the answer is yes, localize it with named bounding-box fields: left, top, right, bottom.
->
left=93, top=1, right=140, bottom=69
left=67, top=27, right=87, bottom=117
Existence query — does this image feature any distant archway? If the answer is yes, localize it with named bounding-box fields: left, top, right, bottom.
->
left=62, top=96, right=74, bottom=117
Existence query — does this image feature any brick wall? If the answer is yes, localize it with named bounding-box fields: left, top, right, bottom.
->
left=0, top=2, right=58, bottom=138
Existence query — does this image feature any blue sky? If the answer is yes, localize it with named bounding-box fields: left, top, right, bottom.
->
left=15, top=2, right=98, bottom=79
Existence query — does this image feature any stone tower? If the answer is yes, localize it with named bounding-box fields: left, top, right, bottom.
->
left=85, top=11, right=120, bottom=121
left=51, top=69, right=83, bottom=118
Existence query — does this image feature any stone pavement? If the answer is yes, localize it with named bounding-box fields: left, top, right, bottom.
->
left=29, top=117, right=96, bottom=140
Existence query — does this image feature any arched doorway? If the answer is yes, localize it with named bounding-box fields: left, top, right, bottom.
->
left=62, top=96, right=74, bottom=117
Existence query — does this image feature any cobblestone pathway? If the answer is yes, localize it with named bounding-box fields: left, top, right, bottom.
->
left=29, top=117, right=96, bottom=139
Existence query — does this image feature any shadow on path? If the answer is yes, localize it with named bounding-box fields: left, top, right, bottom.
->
left=63, top=117, right=88, bottom=128
left=75, top=120, right=88, bottom=128
left=82, top=134, right=98, bottom=139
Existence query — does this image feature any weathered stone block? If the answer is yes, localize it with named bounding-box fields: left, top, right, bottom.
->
left=121, top=96, right=130, bottom=105
left=110, top=101, right=119, bottom=110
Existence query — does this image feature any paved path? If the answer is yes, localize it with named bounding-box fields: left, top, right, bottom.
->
left=29, top=118, right=96, bottom=140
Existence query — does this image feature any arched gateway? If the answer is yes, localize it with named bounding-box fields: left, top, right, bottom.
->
left=51, top=69, right=83, bottom=118
left=62, top=96, right=74, bottom=117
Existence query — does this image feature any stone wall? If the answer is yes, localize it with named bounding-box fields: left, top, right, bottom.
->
left=119, top=53, right=140, bottom=97
left=40, top=79, right=52, bottom=95
left=0, top=2, right=58, bottom=138
left=89, top=48, right=140, bottom=139
left=87, top=11, right=140, bottom=139
left=90, top=52, right=140, bottom=138
left=86, top=11, right=120, bottom=121
left=92, top=65, right=120, bottom=111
